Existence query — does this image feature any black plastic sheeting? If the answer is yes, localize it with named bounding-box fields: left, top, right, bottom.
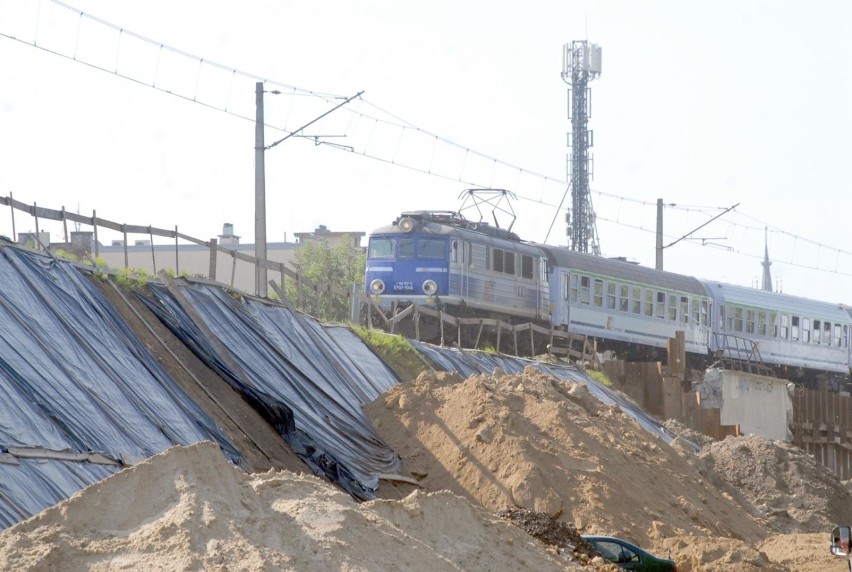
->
left=141, top=281, right=401, bottom=500
left=409, top=340, right=680, bottom=446
left=0, top=245, right=242, bottom=530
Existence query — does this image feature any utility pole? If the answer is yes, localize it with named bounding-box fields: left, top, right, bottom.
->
left=254, top=86, right=363, bottom=298
left=655, top=198, right=663, bottom=270
left=255, top=82, right=268, bottom=298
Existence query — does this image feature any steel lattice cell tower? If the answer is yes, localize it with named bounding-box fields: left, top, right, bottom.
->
left=562, top=40, right=602, bottom=255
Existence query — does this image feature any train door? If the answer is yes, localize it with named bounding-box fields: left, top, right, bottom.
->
left=451, top=239, right=469, bottom=297
left=538, top=256, right=550, bottom=319
left=555, top=270, right=571, bottom=326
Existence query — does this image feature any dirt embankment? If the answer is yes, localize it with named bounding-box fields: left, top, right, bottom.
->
left=365, top=368, right=851, bottom=571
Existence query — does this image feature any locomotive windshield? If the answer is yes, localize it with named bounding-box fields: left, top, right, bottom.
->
left=368, top=237, right=447, bottom=260
left=368, top=238, right=394, bottom=259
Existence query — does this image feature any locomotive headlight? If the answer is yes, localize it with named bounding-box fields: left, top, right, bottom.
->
left=422, top=279, right=438, bottom=296
left=398, top=217, right=415, bottom=232
left=369, top=279, right=385, bottom=295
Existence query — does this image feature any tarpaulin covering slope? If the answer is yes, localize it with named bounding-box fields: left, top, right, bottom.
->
left=0, top=245, right=241, bottom=530
left=409, top=340, right=679, bottom=446
left=142, top=281, right=401, bottom=499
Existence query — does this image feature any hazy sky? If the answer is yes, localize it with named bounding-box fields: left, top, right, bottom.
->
left=1, top=0, right=851, bottom=303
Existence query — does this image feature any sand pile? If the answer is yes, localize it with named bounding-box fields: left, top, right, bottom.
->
left=0, top=441, right=578, bottom=572
left=365, top=367, right=852, bottom=570
left=699, top=434, right=852, bottom=533
left=365, top=367, right=768, bottom=546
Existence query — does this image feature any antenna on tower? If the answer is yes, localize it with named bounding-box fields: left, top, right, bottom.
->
left=561, top=40, right=602, bottom=255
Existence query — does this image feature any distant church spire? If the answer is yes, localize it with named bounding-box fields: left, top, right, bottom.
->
left=761, top=227, right=773, bottom=292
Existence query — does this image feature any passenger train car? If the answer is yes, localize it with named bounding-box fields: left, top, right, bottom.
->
left=364, top=210, right=852, bottom=380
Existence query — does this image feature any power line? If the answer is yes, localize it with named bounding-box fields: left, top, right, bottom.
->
left=3, top=1, right=851, bottom=278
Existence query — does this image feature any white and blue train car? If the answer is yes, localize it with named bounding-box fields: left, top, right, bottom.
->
left=542, top=247, right=712, bottom=356
left=701, top=281, right=852, bottom=374
left=365, top=211, right=550, bottom=321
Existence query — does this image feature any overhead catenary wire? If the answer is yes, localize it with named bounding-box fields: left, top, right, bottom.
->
left=1, top=1, right=850, bottom=281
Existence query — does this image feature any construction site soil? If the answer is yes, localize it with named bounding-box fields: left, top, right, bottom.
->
left=1, top=280, right=850, bottom=571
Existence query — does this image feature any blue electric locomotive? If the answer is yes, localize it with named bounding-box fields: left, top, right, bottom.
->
left=365, top=211, right=549, bottom=321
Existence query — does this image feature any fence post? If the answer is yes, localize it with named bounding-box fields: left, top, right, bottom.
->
left=61, top=206, right=68, bottom=244
left=9, top=192, right=16, bottom=242
left=174, top=225, right=179, bottom=275
left=121, top=224, right=128, bottom=269
left=208, top=238, right=218, bottom=281
left=93, top=210, right=99, bottom=258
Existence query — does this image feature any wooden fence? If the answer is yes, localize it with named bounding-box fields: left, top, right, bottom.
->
left=0, top=194, right=356, bottom=318
left=790, top=381, right=852, bottom=480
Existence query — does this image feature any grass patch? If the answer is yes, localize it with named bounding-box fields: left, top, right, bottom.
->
left=351, top=326, right=430, bottom=382
left=584, top=368, right=612, bottom=386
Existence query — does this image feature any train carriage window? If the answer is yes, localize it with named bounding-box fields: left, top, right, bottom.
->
left=571, top=274, right=579, bottom=302
left=419, top=238, right=446, bottom=259
left=791, top=316, right=800, bottom=341
left=781, top=315, right=789, bottom=340
left=632, top=287, right=642, bottom=314
left=824, top=322, right=832, bottom=345
left=620, top=285, right=629, bottom=312
left=680, top=296, right=689, bottom=324
left=645, top=289, right=654, bottom=317
left=668, top=294, right=677, bottom=321
left=399, top=238, right=415, bottom=259
left=844, top=325, right=849, bottom=349
left=692, top=299, right=701, bottom=325
left=656, top=292, right=666, bottom=319
left=835, top=324, right=843, bottom=347
left=769, top=312, right=778, bottom=337
left=802, top=318, right=811, bottom=343
left=734, top=306, right=744, bottom=332
left=521, top=255, right=533, bottom=280
left=758, top=312, right=767, bottom=336
left=580, top=276, right=591, bottom=305
left=369, top=238, right=395, bottom=259
left=607, top=282, right=616, bottom=310
left=814, top=320, right=821, bottom=344
left=702, top=300, right=709, bottom=326
left=594, top=279, right=604, bottom=307
left=505, top=251, right=516, bottom=275
left=746, top=309, right=755, bottom=335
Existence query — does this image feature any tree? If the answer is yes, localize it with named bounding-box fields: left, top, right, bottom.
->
left=283, top=236, right=365, bottom=323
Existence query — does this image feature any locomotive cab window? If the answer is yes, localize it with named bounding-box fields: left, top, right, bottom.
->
left=418, top=238, right=445, bottom=259
left=369, top=238, right=395, bottom=259
left=398, top=238, right=415, bottom=259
